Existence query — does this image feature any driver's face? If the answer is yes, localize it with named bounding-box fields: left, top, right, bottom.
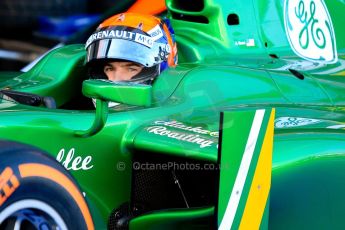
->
left=103, top=61, right=144, bottom=81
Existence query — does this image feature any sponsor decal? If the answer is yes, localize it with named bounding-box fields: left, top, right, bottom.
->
left=86, top=29, right=153, bottom=48
left=275, top=116, right=321, bottom=128
left=0, top=167, right=20, bottom=206
left=235, top=38, right=256, bottom=47
left=134, top=33, right=153, bottom=47
left=147, top=24, right=164, bottom=41
left=146, top=120, right=218, bottom=148
left=147, top=126, right=214, bottom=148
left=56, top=148, right=93, bottom=171
left=153, top=120, right=219, bottom=137
left=284, top=0, right=337, bottom=63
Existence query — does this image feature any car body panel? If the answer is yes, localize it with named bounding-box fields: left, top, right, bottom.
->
left=1, top=0, right=345, bottom=228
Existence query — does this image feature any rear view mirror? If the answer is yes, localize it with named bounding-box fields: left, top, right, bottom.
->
left=76, top=79, right=152, bottom=137
left=82, top=79, right=152, bottom=107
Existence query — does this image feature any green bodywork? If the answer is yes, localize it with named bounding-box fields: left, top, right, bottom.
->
left=1, top=0, right=345, bottom=229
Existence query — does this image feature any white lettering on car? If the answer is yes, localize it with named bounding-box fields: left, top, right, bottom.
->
left=153, top=120, right=219, bottom=137
left=56, top=148, right=93, bottom=171
left=147, top=126, right=214, bottom=148
left=274, top=117, right=321, bottom=128
left=284, top=0, right=337, bottom=63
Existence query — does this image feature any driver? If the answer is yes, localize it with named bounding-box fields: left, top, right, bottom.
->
left=85, top=12, right=178, bottom=85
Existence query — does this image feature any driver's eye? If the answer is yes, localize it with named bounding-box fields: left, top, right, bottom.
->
left=104, top=66, right=113, bottom=72
left=128, top=67, right=139, bottom=72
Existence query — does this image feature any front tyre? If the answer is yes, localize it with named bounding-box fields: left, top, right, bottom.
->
left=0, top=141, right=94, bottom=230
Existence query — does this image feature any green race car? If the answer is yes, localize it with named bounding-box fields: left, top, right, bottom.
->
left=1, top=0, right=345, bottom=229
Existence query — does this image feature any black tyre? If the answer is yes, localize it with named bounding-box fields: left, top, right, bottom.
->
left=0, top=140, right=94, bottom=230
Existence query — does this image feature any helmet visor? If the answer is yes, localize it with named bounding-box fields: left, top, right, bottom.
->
left=86, top=38, right=161, bottom=67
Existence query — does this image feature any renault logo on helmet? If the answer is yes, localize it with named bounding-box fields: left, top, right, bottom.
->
left=86, top=29, right=153, bottom=48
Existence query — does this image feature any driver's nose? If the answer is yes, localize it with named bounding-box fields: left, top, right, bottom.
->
left=107, top=69, right=127, bottom=81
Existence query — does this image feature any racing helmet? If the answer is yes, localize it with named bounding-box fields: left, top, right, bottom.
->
left=85, top=12, right=178, bottom=84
